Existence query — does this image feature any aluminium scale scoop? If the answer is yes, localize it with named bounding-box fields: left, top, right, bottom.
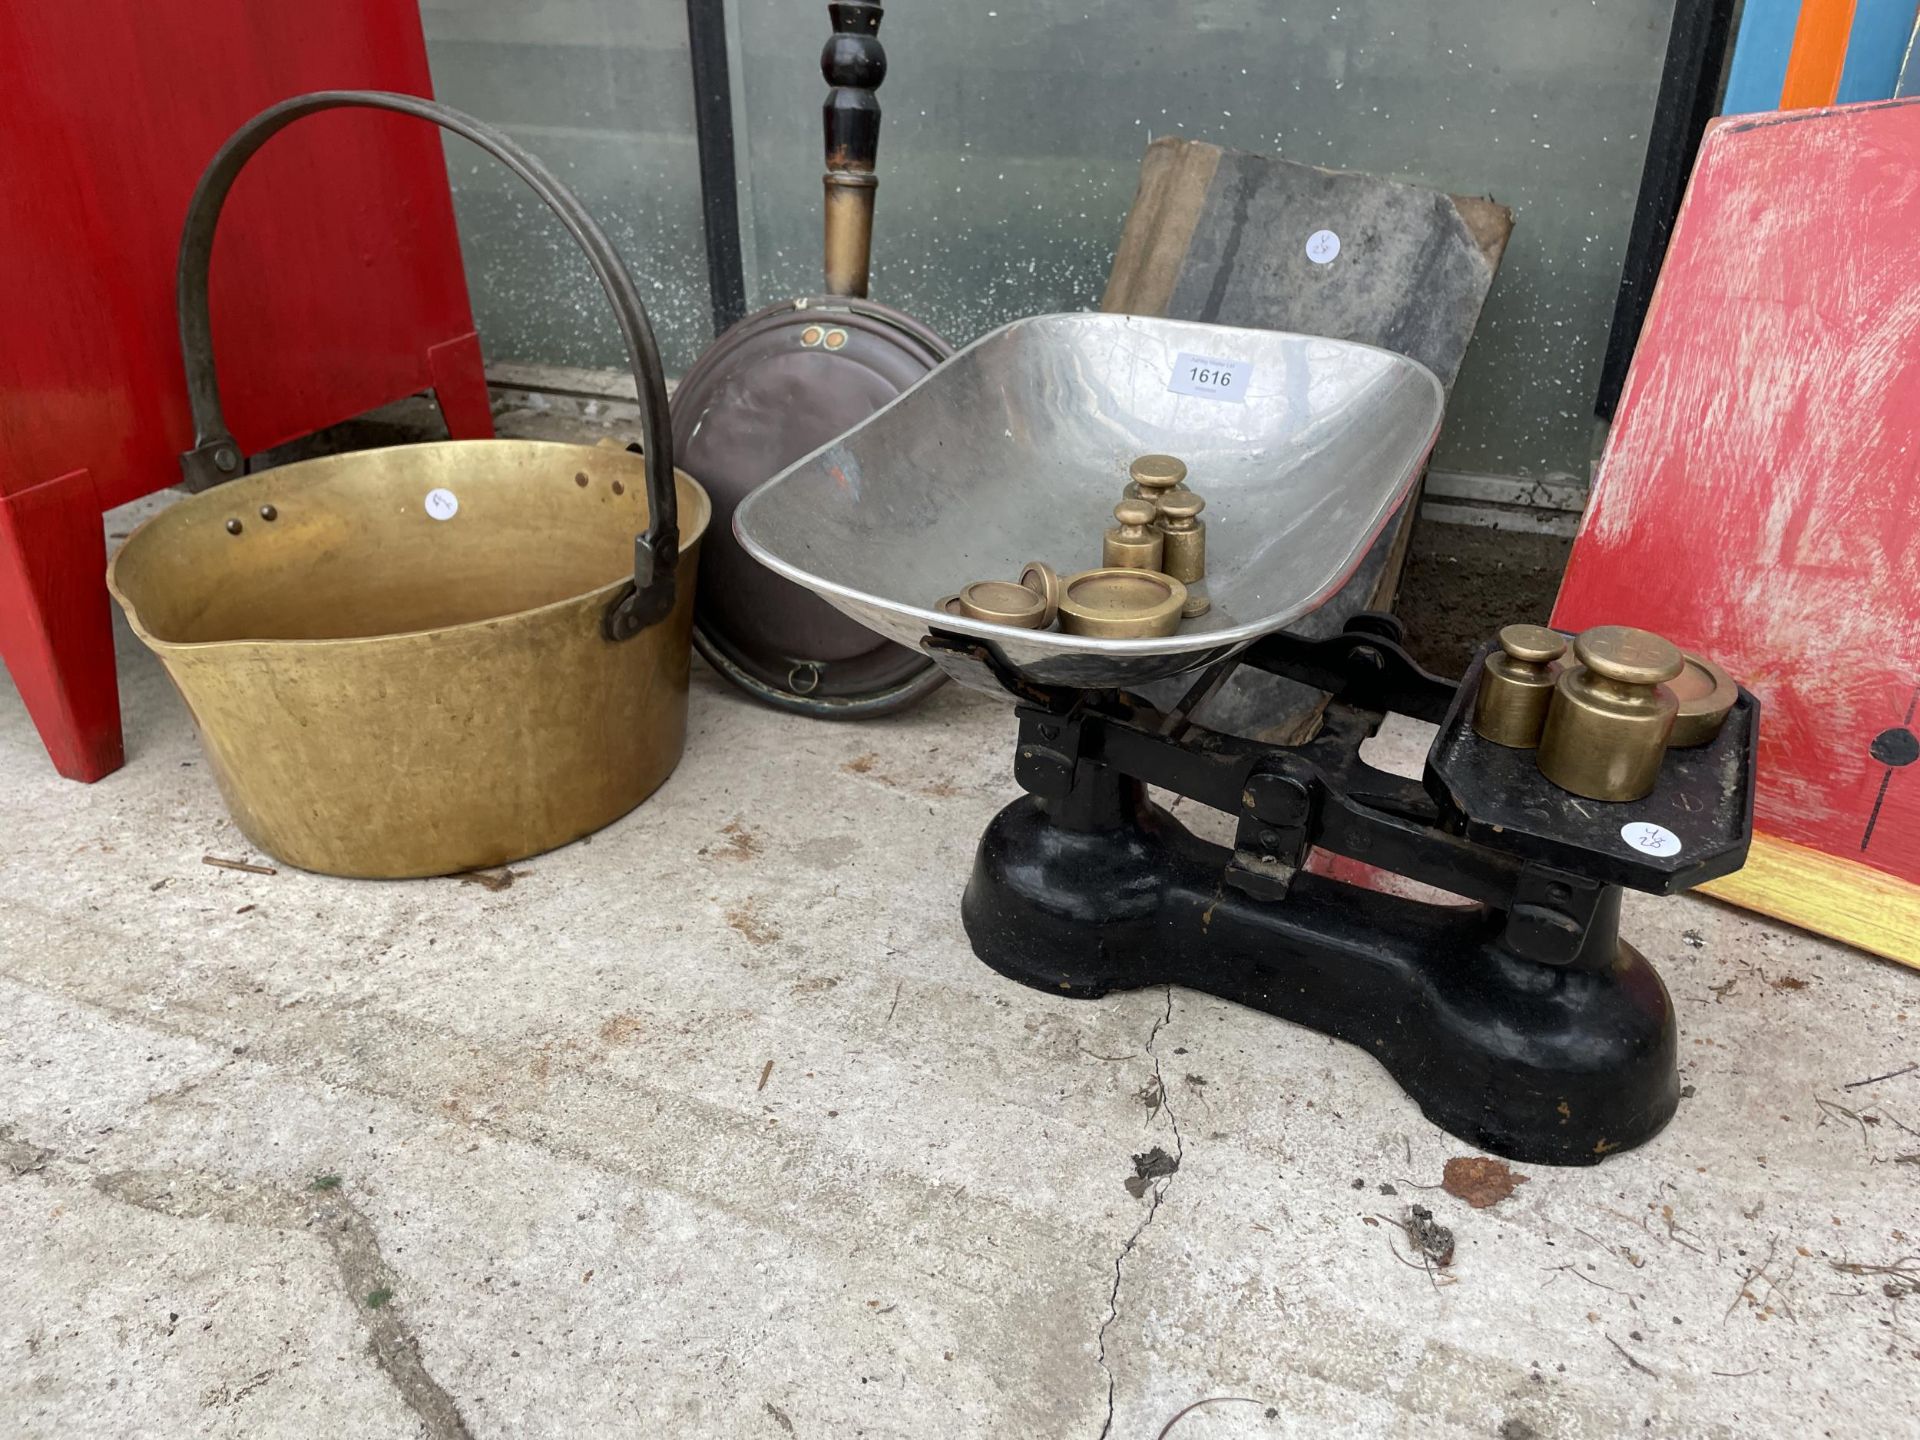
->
left=734, top=312, right=1449, bottom=691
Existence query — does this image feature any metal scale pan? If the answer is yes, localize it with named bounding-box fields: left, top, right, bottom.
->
left=734, top=313, right=1447, bottom=693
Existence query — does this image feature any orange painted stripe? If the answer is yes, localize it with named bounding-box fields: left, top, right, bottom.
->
left=1698, top=832, right=1920, bottom=970
left=1779, top=0, right=1859, bottom=108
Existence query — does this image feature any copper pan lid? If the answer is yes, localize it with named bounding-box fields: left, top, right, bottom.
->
left=670, top=295, right=950, bottom=715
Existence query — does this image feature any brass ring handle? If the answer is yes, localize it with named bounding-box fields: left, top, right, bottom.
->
left=172, top=90, right=678, bottom=640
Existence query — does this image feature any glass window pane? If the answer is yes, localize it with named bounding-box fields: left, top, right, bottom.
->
left=734, top=1, right=1678, bottom=478
left=421, top=0, right=714, bottom=377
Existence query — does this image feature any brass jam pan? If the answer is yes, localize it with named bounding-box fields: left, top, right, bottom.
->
left=1018, top=561, right=1061, bottom=628
left=957, top=580, right=1049, bottom=629
left=1057, top=567, right=1188, bottom=639
left=1668, top=651, right=1737, bottom=747
left=109, top=92, right=708, bottom=880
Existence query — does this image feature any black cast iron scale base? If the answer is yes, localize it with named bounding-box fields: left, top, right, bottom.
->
left=929, top=615, right=1757, bottom=1166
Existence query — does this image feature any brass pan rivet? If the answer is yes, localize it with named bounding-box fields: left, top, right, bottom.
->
left=824, top=329, right=848, bottom=350
left=224, top=518, right=243, bottom=536
left=258, top=504, right=278, bottom=522
left=800, top=325, right=825, bottom=347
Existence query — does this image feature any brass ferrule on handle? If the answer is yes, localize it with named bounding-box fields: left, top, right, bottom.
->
left=823, top=175, right=877, bottom=299
left=821, top=1, right=885, bottom=298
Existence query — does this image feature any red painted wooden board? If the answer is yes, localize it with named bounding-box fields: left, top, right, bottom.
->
left=0, top=1, right=492, bottom=782
left=1553, top=98, right=1920, bottom=964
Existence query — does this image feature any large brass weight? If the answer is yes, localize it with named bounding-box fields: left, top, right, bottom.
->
left=1536, top=626, right=1684, bottom=802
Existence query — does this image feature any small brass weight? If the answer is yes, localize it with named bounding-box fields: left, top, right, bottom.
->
left=1104, top=499, right=1163, bottom=570
left=1472, top=624, right=1566, bottom=747
left=1155, top=490, right=1209, bottom=618
left=1125, top=453, right=1189, bottom=504
left=1537, top=626, right=1684, bottom=802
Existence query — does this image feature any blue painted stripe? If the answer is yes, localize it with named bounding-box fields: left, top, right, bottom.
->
left=1723, top=0, right=1805, bottom=114
left=1838, top=0, right=1920, bottom=101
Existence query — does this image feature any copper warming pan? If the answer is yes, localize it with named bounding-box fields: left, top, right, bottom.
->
left=671, top=0, right=950, bottom=717
left=109, top=92, right=710, bottom=879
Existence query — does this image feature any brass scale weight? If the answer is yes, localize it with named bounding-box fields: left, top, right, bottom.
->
left=944, top=453, right=1213, bottom=639
left=1475, top=622, right=1738, bottom=801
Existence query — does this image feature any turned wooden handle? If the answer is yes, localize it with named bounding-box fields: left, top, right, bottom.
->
left=821, top=0, right=884, bottom=298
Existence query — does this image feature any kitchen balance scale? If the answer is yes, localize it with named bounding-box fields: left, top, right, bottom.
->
left=736, top=313, right=1757, bottom=1164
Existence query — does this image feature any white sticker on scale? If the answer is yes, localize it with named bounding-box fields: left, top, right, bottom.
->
left=1620, top=822, right=1682, bottom=858
left=1168, top=352, right=1251, bottom=403
left=1305, top=228, right=1342, bottom=264
left=424, top=488, right=459, bottom=521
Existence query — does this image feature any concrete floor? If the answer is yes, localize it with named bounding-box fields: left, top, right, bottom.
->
left=4, top=498, right=1918, bottom=1439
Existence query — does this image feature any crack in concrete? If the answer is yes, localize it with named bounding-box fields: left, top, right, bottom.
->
left=9, top=1114, right=469, bottom=1426
left=140, top=1055, right=243, bottom=1113
left=1096, top=987, right=1185, bottom=1440
left=0, top=960, right=1064, bottom=1303
left=0, top=1123, right=53, bottom=1177
left=76, top=1161, right=472, bottom=1439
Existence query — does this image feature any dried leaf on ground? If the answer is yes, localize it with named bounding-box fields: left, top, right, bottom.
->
left=1124, top=1145, right=1180, bottom=1198
left=457, top=867, right=520, bottom=892
left=1442, top=1155, right=1530, bottom=1209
